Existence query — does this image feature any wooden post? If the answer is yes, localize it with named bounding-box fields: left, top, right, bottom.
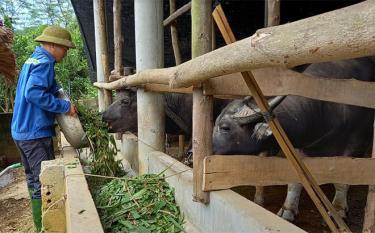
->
left=113, top=0, right=123, bottom=76
left=93, top=0, right=112, bottom=111
left=267, top=0, right=280, bottom=27
left=113, top=0, right=124, bottom=141
left=178, top=134, right=185, bottom=159
left=363, top=120, right=375, bottom=232
left=192, top=0, right=212, bottom=204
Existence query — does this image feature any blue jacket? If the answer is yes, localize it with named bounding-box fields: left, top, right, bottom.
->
left=11, top=46, right=70, bottom=140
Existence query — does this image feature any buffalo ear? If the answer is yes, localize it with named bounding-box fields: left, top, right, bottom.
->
left=254, top=122, right=272, bottom=140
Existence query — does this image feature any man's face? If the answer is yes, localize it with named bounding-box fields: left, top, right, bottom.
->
left=53, top=44, right=68, bottom=62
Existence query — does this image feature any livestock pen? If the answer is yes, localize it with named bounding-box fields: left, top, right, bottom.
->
left=41, top=0, right=375, bottom=232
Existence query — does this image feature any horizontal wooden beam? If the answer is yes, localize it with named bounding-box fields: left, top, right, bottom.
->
left=203, top=155, right=375, bottom=191
left=140, top=67, right=375, bottom=110
left=95, top=1, right=374, bottom=92
left=163, top=2, right=191, bottom=27
left=205, top=67, right=375, bottom=109
left=144, top=84, right=192, bottom=94
left=170, top=1, right=375, bottom=88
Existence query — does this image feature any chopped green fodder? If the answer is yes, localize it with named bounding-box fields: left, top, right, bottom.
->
left=76, top=104, right=185, bottom=232
left=76, top=103, right=124, bottom=177
left=94, top=174, right=185, bottom=233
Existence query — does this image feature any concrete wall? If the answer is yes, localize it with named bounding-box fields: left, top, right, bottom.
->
left=121, top=145, right=306, bottom=233
left=116, top=133, right=305, bottom=232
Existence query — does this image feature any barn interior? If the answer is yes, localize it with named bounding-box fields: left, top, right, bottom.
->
left=67, top=0, right=372, bottom=232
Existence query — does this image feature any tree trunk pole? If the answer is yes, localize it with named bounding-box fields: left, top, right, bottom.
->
left=134, top=0, right=165, bottom=175
left=192, top=0, right=213, bottom=204
left=93, top=0, right=112, bottom=111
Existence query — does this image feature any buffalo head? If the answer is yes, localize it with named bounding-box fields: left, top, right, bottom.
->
left=102, top=88, right=138, bottom=133
left=212, top=96, right=284, bottom=155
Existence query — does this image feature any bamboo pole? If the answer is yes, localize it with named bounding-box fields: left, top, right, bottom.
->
left=94, top=1, right=375, bottom=91
left=169, top=0, right=182, bottom=65
left=163, top=2, right=191, bottom=27
left=169, top=0, right=185, bottom=158
left=113, top=0, right=123, bottom=76
left=254, top=0, right=281, bottom=207
left=212, top=5, right=350, bottom=232
left=191, top=0, right=212, bottom=204
left=93, top=0, right=112, bottom=111
left=267, top=0, right=280, bottom=26
left=363, top=121, right=375, bottom=231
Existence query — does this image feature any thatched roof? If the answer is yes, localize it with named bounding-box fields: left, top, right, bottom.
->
left=0, top=26, right=17, bottom=84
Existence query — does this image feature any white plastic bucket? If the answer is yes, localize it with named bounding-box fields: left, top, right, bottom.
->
left=56, top=89, right=88, bottom=149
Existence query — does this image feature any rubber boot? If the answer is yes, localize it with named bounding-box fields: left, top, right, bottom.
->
left=28, top=187, right=34, bottom=199
left=31, top=198, right=42, bottom=233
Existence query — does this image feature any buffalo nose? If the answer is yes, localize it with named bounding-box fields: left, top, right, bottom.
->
left=219, top=122, right=231, bottom=132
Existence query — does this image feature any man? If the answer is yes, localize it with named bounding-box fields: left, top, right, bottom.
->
left=11, top=26, right=77, bottom=233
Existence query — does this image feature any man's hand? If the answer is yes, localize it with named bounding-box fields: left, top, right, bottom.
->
left=66, top=103, right=77, bottom=117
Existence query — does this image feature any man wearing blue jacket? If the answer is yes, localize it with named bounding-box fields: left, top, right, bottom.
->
left=11, top=26, right=77, bottom=233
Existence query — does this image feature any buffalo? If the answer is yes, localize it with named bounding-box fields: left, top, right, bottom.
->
left=213, top=57, right=375, bottom=221
left=102, top=90, right=230, bottom=159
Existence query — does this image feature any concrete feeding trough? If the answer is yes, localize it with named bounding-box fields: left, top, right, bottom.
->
left=40, top=134, right=305, bottom=233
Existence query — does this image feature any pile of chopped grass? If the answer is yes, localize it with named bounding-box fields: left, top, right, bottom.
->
left=77, top=104, right=185, bottom=232
left=94, top=174, right=185, bottom=233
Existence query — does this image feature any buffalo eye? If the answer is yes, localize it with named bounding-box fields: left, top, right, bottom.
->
left=121, top=98, right=130, bottom=105
left=219, top=123, right=231, bottom=132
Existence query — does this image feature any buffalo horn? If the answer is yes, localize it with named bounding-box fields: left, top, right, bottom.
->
left=233, top=96, right=285, bottom=124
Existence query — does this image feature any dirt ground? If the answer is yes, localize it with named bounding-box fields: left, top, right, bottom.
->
left=233, top=184, right=367, bottom=233
left=0, top=168, right=34, bottom=233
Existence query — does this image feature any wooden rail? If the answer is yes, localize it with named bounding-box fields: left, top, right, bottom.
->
left=203, top=156, right=375, bottom=190
left=163, top=2, right=191, bottom=27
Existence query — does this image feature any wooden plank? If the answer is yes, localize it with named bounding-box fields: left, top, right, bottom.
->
left=203, top=156, right=375, bottom=190
left=205, top=68, right=375, bottom=109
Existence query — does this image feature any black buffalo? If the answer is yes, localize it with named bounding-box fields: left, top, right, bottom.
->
left=212, top=57, right=375, bottom=221
left=103, top=90, right=229, bottom=137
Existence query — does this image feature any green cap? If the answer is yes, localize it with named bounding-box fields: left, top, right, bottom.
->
left=35, top=26, right=75, bottom=48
